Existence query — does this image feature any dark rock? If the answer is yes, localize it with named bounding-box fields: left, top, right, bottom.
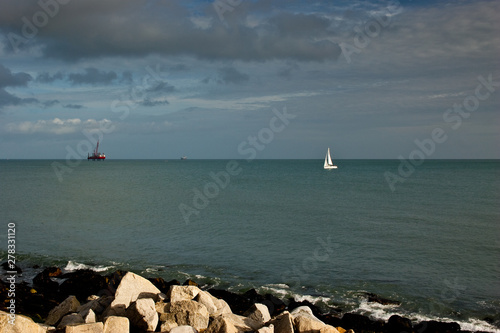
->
left=241, top=289, right=287, bottom=317
left=263, top=293, right=287, bottom=317
left=288, top=298, right=324, bottom=319
left=148, top=277, right=180, bottom=294
left=183, top=279, right=199, bottom=286
left=318, top=313, right=343, bottom=328
left=208, top=289, right=254, bottom=315
left=1, top=261, right=22, bottom=273
left=0, top=280, right=58, bottom=320
left=105, top=270, right=128, bottom=293
left=33, top=267, right=61, bottom=293
left=387, top=314, right=413, bottom=333
left=341, top=313, right=385, bottom=333
left=59, top=269, right=107, bottom=302
left=363, top=292, right=401, bottom=306
left=414, top=320, right=460, bottom=333
left=243, top=289, right=265, bottom=303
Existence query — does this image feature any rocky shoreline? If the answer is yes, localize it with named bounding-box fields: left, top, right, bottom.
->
left=0, top=266, right=483, bottom=333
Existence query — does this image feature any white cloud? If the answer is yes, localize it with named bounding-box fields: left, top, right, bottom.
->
left=5, top=118, right=111, bottom=135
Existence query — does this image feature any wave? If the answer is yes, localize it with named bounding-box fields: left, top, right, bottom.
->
left=257, top=283, right=500, bottom=333
left=63, top=260, right=115, bottom=273
left=357, top=300, right=500, bottom=333
left=3, top=255, right=498, bottom=333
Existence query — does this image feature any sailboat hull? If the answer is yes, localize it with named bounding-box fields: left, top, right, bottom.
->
left=324, top=165, right=337, bottom=169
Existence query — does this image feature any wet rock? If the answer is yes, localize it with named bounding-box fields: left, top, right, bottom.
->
left=110, top=272, right=161, bottom=309
left=244, top=288, right=266, bottom=303
left=317, top=313, right=343, bottom=328
left=414, top=320, right=460, bottom=333
left=208, top=289, right=253, bottom=315
left=105, top=270, right=128, bottom=293
left=363, top=292, right=401, bottom=306
left=33, top=267, right=61, bottom=293
left=1, top=261, right=22, bottom=273
left=148, top=277, right=180, bottom=294
left=264, top=294, right=287, bottom=317
left=341, top=313, right=385, bottom=333
left=288, top=299, right=324, bottom=319
left=126, top=298, right=159, bottom=332
left=59, top=270, right=108, bottom=302
left=183, top=279, right=199, bottom=286
left=45, top=295, right=81, bottom=326
left=103, top=316, right=129, bottom=333
left=387, top=314, right=412, bottom=333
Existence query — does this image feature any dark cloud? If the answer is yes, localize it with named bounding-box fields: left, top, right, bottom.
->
left=169, top=64, right=189, bottom=72
left=42, top=99, right=59, bottom=108
left=140, top=98, right=169, bottom=107
left=145, top=81, right=175, bottom=93
left=120, top=71, right=133, bottom=84
left=277, top=62, right=300, bottom=79
left=267, top=13, right=332, bottom=38
left=201, top=76, right=210, bottom=84
left=0, top=64, right=32, bottom=88
left=63, top=104, right=84, bottom=109
left=68, top=68, right=117, bottom=85
left=36, top=71, right=64, bottom=83
left=217, top=67, right=249, bottom=85
left=0, top=0, right=342, bottom=62
left=0, top=88, right=37, bottom=109
left=0, top=64, right=34, bottom=109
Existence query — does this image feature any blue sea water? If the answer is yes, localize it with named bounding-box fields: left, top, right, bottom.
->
left=1, top=159, right=499, bottom=331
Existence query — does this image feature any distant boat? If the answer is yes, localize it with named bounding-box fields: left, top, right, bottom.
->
left=324, top=148, right=337, bottom=169
left=88, top=140, right=106, bottom=160
left=181, top=156, right=187, bottom=160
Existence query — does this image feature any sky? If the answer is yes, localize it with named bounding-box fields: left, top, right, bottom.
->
left=0, top=0, right=498, bottom=159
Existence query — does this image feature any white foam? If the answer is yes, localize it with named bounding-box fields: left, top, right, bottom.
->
left=259, top=284, right=291, bottom=298
left=356, top=300, right=500, bottom=333
left=64, top=260, right=113, bottom=273
left=293, top=294, right=333, bottom=305
left=459, top=318, right=500, bottom=333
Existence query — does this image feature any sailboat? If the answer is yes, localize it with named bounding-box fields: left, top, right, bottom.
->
left=324, top=148, right=337, bottom=169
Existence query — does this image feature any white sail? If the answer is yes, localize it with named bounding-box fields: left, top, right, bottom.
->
left=324, top=147, right=338, bottom=169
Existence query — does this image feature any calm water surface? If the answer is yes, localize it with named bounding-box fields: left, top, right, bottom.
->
left=1, top=159, right=499, bottom=331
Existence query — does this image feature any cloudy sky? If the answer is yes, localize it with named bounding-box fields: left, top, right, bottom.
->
left=0, top=0, right=498, bottom=159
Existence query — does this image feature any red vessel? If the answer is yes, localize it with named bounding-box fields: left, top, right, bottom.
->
left=88, top=140, right=106, bottom=160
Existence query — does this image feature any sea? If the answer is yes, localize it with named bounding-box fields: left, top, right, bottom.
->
left=1, top=159, right=499, bottom=332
